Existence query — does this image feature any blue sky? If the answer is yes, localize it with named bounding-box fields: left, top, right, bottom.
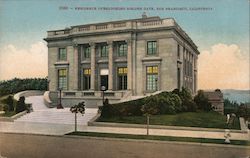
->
left=0, top=0, right=249, bottom=50
left=0, top=0, right=249, bottom=89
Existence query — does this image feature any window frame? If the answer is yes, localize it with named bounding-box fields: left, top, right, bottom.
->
left=146, top=66, right=158, bottom=91
left=117, top=43, right=127, bottom=57
left=58, top=48, right=67, bottom=61
left=147, top=41, right=157, bottom=55
left=117, top=67, right=128, bottom=90
left=100, top=45, right=108, bottom=57
left=82, top=68, right=91, bottom=90
left=58, top=69, right=67, bottom=90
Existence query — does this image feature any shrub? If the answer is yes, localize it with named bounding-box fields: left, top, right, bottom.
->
left=3, top=95, right=14, bottom=111
left=172, top=87, right=197, bottom=112
left=237, top=104, right=250, bottom=120
left=156, top=92, right=182, bottom=114
left=100, top=98, right=119, bottom=118
left=15, top=96, right=26, bottom=113
left=3, top=104, right=9, bottom=112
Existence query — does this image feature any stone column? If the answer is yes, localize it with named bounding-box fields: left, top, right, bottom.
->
left=108, top=41, right=113, bottom=90
left=132, top=34, right=137, bottom=95
left=127, top=39, right=132, bottom=90
left=90, top=43, right=95, bottom=91
left=73, top=43, right=79, bottom=90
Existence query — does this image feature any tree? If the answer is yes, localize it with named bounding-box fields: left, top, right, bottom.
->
left=194, top=90, right=212, bottom=112
left=15, top=96, right=26, bottom=113
left=237, top=104, right=249, bottom=120
left=173, top=87, right=197, bottom=112
left=70, top=101, right=85, bottom=132
left=5, top=95, right=14, bottom=111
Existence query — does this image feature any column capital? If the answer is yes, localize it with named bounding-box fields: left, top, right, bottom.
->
left=89, top=42, right=95, bottom=47
left=73, top=42, right=78, bottom=47
left=126, top=39, right=132, bottom=45
left=107, top=41, right=113, bottom=45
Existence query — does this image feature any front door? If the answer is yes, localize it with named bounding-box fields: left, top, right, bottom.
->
left=100, top=75, right=108, bottom=90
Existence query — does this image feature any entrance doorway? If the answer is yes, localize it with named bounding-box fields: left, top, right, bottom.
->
left=100, top=75, right=108, bottom=90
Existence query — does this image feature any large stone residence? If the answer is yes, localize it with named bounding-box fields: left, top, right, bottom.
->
left=204, top=90, right=224, bottom=114
left=44, top=14, right=200, bottom=107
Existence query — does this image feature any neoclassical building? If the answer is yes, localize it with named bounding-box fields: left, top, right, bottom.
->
left=44, top=15, right=199, bottom=107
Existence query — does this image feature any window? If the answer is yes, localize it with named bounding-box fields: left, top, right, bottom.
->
left=117, top=43, right=127, bottom=57
left=58, top=69, right=67, bottom=90
left=117, top=67, right=127, bottom=90
left=83, top=69, right=91, bottom=90
left=177, top=45, right=180, bottom=59
left=146, top=66, right=158, bottom=91
left=80, top=45, right=90, bottom=59
left=58, top=48, right=67, bottom=61
left=101, top=45, right=108, bottom=57
left=177, top=67, right=181, bottom=90
left=147, top=41, right=157, bottom=55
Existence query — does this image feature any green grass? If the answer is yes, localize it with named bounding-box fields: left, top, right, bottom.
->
left=98, top=111, right=240, bottom=130
left=66, top=131, right=250, bottom=146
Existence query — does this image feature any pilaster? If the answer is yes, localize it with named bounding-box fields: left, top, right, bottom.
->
left=90, top=42, right=96, bottom=90
left=108, top=41, right=113, bottom=90
left=126, top=39, right=132, bottom=90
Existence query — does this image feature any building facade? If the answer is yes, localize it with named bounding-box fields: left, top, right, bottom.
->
left=44, top=15, right=199, bottom=107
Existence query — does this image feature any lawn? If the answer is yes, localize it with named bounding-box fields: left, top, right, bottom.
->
left=98, top=111, right=240, bottom=130
left=66, top=132, right=250, bottom=146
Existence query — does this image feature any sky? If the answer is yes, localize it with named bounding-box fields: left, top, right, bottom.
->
left=0, top=0, right=249, bottom=90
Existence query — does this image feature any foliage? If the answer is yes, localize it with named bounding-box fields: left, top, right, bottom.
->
left=3, top=95, right=14, bottom=111
left=141, top=99, right=159, bottom=116
left=0, top=78, right=47, bottom=96
left=101, top=91, right=182, bottom=118
left=224, top=99, right=239, bottom=115
left=237, top=104, right=250, bottom=120
left=70, top=101, right=85, bottom=114
left=172, top=87, right=197, bottom=112
left=194, top=90, right=212, bottom=112
left=15, top=96, right=27, bottom=113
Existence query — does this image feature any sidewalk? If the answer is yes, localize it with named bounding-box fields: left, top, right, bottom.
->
left=0, top=121, right=249, bottom=141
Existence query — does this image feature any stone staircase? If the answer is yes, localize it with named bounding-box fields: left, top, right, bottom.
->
left=14, top=96, right=98, bottom=125
left=15, top=108, right=98, bottom=125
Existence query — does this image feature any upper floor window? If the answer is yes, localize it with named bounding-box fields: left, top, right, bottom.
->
left=101, top=45, right=108, bottom=57
left=117, top=43, right=127, bottom=57
left=147, top=41, right=157, bottom=55
left=58, top=48, right=67, bottom=61
left=80, top=45, right=90, bottom=59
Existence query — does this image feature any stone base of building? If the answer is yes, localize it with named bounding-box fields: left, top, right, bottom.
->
left=44, top=90, right=131, bottom=108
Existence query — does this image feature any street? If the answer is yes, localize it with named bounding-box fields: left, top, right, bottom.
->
left=0, top=133, right=249, bottom=158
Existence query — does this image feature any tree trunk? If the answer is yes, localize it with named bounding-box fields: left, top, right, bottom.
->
left=75, top=113, right=77, bottom=132
left=147, top=115, right=149, bottom=136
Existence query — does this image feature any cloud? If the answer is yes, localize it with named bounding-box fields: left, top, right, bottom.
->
left=0, top=41, right=48, bottom=80
left=198, top=43, right=250, bottom=90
